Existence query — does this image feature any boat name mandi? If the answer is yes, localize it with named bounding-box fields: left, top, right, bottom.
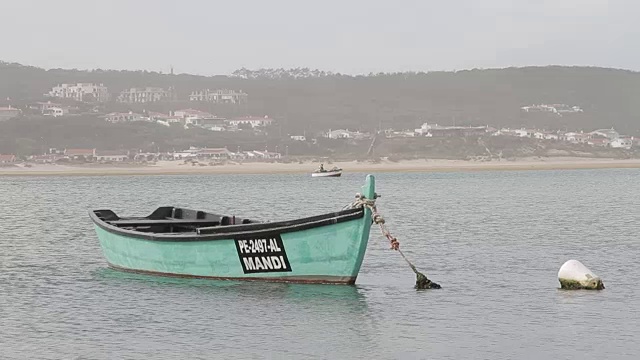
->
left=234, top=234, right=292, bottom=274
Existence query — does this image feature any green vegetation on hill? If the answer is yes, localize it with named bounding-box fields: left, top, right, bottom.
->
left=1, top=61, right=640, bottom=135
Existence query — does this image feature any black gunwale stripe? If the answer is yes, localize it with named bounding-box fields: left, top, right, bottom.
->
left=89, top=207, right=365, bottom=242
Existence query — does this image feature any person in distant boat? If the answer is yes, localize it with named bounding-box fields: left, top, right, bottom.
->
left=319, top=163, right=325, bottom=172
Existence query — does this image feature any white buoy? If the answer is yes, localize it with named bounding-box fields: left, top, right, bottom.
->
left=558, top=260, right=604, bottom=290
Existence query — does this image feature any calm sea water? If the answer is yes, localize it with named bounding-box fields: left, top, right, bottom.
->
left=1, top=169, right=639, bottom=359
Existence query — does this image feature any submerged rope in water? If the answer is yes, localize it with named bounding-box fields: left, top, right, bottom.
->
left=346, top=194, right=441, bottom=289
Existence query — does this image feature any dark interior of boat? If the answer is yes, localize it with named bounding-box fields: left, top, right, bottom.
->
left=94, top=206, right=259, bottom=234
left=92, top=206, right=365, bottom=236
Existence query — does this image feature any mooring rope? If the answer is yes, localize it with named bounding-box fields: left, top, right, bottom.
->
left=346, top=193, right=441, bottom=289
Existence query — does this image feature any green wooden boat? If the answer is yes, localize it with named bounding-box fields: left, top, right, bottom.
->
left=90, top=175, right=376, bottom=284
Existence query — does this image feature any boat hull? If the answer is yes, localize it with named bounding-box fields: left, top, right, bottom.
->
left=311, top=171, right=342, bottom=177
left=91, top=175, right=375, bottom=284
left=94, top=216, right=369, bottom=284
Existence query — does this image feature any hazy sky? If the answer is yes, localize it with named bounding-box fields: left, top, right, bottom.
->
left=1, top=0, right=637, bottom=75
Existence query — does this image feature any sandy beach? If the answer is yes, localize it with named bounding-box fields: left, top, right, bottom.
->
left=2, top=157, right=640, bottom=176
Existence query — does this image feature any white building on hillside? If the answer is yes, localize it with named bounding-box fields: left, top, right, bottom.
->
left=173, top=108, right=214, bottom=119
left=610, top=138, right=633, bottom=149
left=554, top=104, right=583, bottom=113
left=590, top=128, right=620, bottom=140
left=196, top=148, right=231, bottom=160
left=189, top=89, right=248, bottom=104
left=171, top=147, right=232, bottom=160
left=43, top=107, right=68, bottom=117
left=565, top=132, right=590, bottom=144
left=244, top=150, right=281, bottom=159
left=513, top=129, right=535, bottom=137
left=117, top=87, right=175, bottom=103
left=227, top=116, right=274, bottom=128
left=95, top=150, right=129, bottom=162
left=103, top=112, right=145, bottom=123
left=520, top=104, right=583, bottom=114
left=31, top=101, right=61, bottom=114
left=325, top=129, right=369, bottom=140
left=48, top=83, right=110, bottom=102
left=172, top=109, right=226, bottom=128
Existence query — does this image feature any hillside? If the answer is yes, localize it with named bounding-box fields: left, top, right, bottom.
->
left=1, top=62, right=640, bottom=135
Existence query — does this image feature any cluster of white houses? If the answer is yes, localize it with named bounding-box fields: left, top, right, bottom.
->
left=116, top=87, right=176, bottom=103
left=44, top=83, right=247, bottom=104
left=1, top=102, right=73, bottom=120
left=389, top=122, right=637, bottom=149
left=0, top=147, right=283, bottom=165
left=494, top=127, right=636, bottom=149
left=322, top=123, right=493, bottom=140
left=2, top=124, right=639, bottom=165
left=321, top=122, right=638, bottom=150
left=29, top=101, right=72, bottom=117
left=172, top=147, right=281, bottom=161
left=324, top=123, right=493, bottom=139
left=324, top=129, right=372, bottom=140
left=520, top=104, right=584, bottom=115
left=102, top=109, right=273, bottom=132
left=188, top=89, right=248, bottom=104
left=48, top=83, right=110, bottom=102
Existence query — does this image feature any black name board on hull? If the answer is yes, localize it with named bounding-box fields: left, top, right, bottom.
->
left=234, top=234, right=292, bottom=274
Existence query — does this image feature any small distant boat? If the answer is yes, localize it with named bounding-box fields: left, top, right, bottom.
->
left=89, top=175, right=376, bottom=284
left=312, top=165, right=342, bottom=177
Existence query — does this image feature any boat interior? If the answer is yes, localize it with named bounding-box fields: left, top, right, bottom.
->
left=93, top=206, right=364, bottom=235
left=94, top=206, right=259, bottom=234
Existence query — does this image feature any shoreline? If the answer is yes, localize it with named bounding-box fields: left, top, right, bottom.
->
left=2, top=157, right=640, bottom=177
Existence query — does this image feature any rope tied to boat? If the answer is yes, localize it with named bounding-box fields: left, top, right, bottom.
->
left=346, top=193, right=441, bottom=289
